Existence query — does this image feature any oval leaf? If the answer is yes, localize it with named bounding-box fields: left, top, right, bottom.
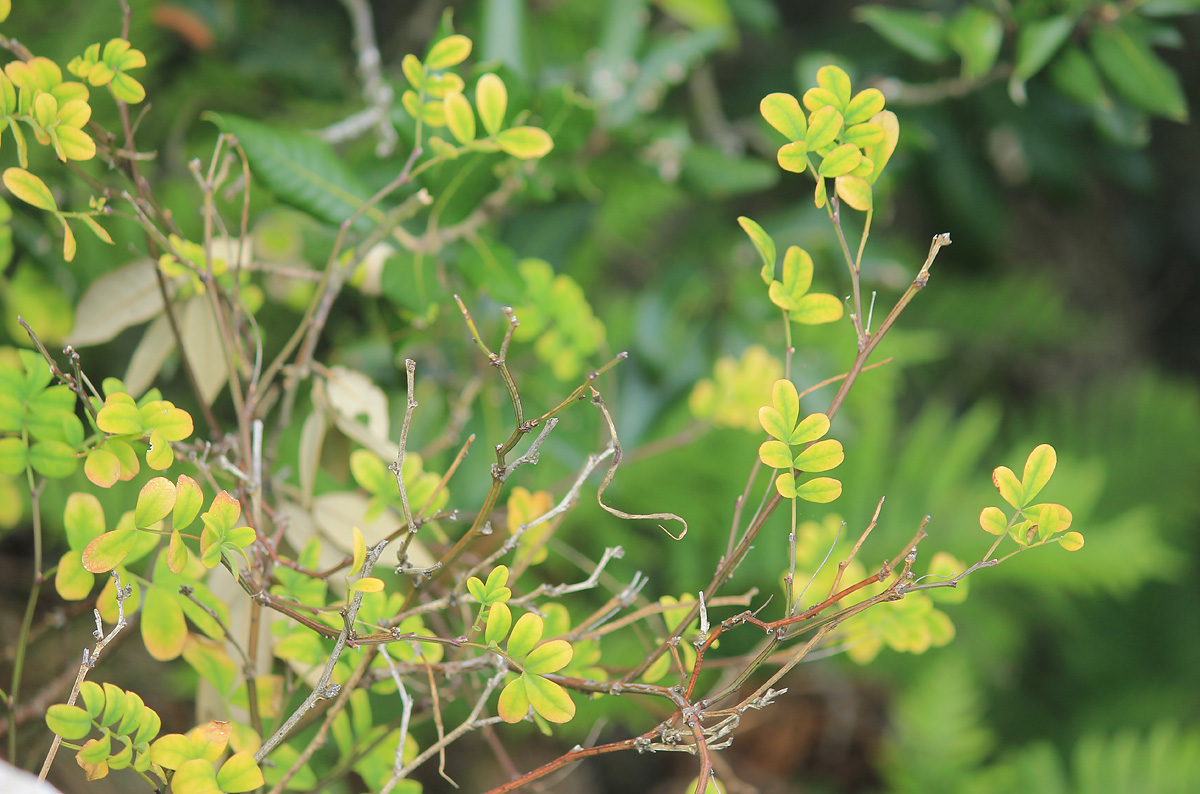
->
left=47, top=703, right=92, bottom=740
left=818, top=143, right=862, bottom=178
left=1058, top=531, right=1084, bottom=551
left=425, top=34, right=472, bottom=71
left=82, top=528, right=136, bottom=573
left=1021, top=443, right=1057, bottom=502
left=992, top=465, right=1023, bottom=508
left=523, top=639, right=573, bottom=675
left=3, top=167, right=57, bottom=211
left=737, top=216, right=775, bottom=283
left=760, top=92, right=806, bottom=141
left=55, top=551, right=95, bottom=600
left=835, top=175, right=873, bottom=211
left=791, top=412, right=830, bottom=446
left=141, top=590, right=187, bottom=661
left=217, top=752, right=264, bottom=793
left=523, top=673, right=575, bottom=723
left=804, top=105, right=842, bottom=150
left=496, top=126, right=553, bottom=159
left=792, top=438, right=844, bottom=472
left=173, top=474, right=204, bottom=529
left=497, top=676, right=530, bottom=723
left=475, top=73, right=507, bottom=136
left=776, top=141, right=808, bottom=173
left=506, top=612, right=543, bottom=660
left=134, top=476, right=176, bottom=528
left=795, top=476, right=842, bottom=503
left=979, top=505, right=1007, bottom=535
left=758, top=439, right=792, bottom=469
left=444, top=91, right=475, bottom=143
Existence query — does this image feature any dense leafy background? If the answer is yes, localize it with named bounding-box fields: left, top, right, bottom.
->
left=1, top=1, right=1198, bottom=792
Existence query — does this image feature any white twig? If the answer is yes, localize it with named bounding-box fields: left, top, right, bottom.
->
left=337, top=0, right=397, bottom=156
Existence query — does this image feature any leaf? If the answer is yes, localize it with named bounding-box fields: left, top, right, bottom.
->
left=835, top=175, right=873, bottom=211
left=795, top=476, right=842, bottom=503
left=1050, top=45, right=1111, bottom=111
left=523, top=639, right=573, bottom=675
left=816, top=65, right=852, bottom=108
left=774, top=471, right=797, bottom=498
left=1059, top=531, right=1084, bottom=551
left=506, top=612, right=543, bottom=660
left=1090, top=22, right=1188, bottom=121
left=205, top=491, right=242, bottom=533
left=1034, top=503, right=1073, bottom=538
left=216, top=752, right=264, bottom=793
left=79, top=681, right=105, bottom=719
left=793, top=438, right=844, bottom=472
left=947, top=5, right=1004, bottom=82
left=96, top=397, right=142, bottom=436
left=141, top=401, right=193, bottom=441
left=760, top=92, right=806, bottom=141
left=791, top=412, right=830, bottom=446
left=818, top=143, right=862, bottom=177
left=758, top=439, right=792, bottom=469
left=55, top=551, right=95, bottom=600
left=992, top=464, right=1024, bottom=508
left=771, top=378, right=800, bottom=433
left=776, top=141, right=808, bottom=173
left=67, top=259, right=165, bottom=347
left=737, top=216, right=775, bottom=283
left=85, top=447, right=121, bottom=488
left=979, top=506, right=1008, bottom=535
left=863, top=110, right=899, bottom=184
left=3, top=167, right=57, bottom=211
left=523, top=673, right=575, bottom=723
left=349, top=577, right=384, bottom=593
left=486, top=602, right=512, bottom=645
left=171, top=758, right=219, bottom=794
left=47, top=703, right=92, bottom=740
left=141, top=589, right=187, bottom=661
left=173, top=474, right=204, bottom=529
left=100, top=683, right=127, bottom=727
left=82, top=528, right=136, bottom=573
left=134, top=476, right=176, bottom=528
left=769, top=246, right=814, bottom=312
left=425, top=34, right=473, bottom=70
left=150, top=733, right=194, bottom=770
left=475, top=73, right=507, bottom=136
left=444, top=91, right=475, bottom=143
left=1021, top=443, right=1057, bottom=502
left=497, top=677, right=530, bottom=723
left=0, top=437, right=25, bottom=475
left=856, top=5, right=951, bottom=63
left=843, top=88, right=886, bottom=126
left=211, top=114, right=375, bottom=229
left=496, top=126, right=553, bottom=159
left=167, top=528, right=188, bottom=574
left=401, top=54, right=424, bottom=89
left=804, top=105, right=842, bottom=150
left=29, top=440, right=78, bottom=478
left=1009, top=14, right=1074, bottom=103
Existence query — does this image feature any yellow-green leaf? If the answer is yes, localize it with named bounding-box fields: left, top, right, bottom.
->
left=216, top=751, right=264, bottom=793
left=979, top=506, right=1007, bottom=535
left=760, top=92, right=806, bottom=141
left=791, top=412, right=829, bottom=446
left=47, top=703, right=92, bottom=740
left=1058, top=531, right=1084, bottom=551
left=141, top=590, right=187, bottom=661
left=167, top=528, right=188, bottom=574
left=774, top=471, right=797, bottom=498
left=992, top=464, right=1023, bottom=508
left=135, top=477, right=176, bottom=528
left=173, top=474, right=203, bottom=529
left=444, top=91, right=475, bottom=143
left=835, top=175, right=872, bottom=211
left=818, top=143, right=862, bottom=178
left=793, top=438, right=843, bottom=472
left=497, top=676, right=529, bottom=723
left=524, top=639, right=573, bottom=675
left=496, top=126, right=553, bottom=159
left=737, top=215, right=775, bottom=283
left=85, top=447, right=121, bottom=488
left=758, top=439, right=792, bottom=469
left=790, top=292, right=844, bottom=325
left=351, top=525, right=367, bottom=574
left=97, top=398, right=143, bottom=435
left=776, top=141, right=808, bottom=173
left=55, top=551, right=94, bottom=600
left=795, top=476, right=842, bottom=503
left=1021, top=443, right=1056, bottom=503
left=349, top=577, right=384, bottom=593
left=523, top=673, right=575, bottom=723
left=804, top=105, right=842, bottom=150
left=486, top=602, right=512, bottom=645
left=506, top=612, right=543, bottom=660
left=3, top=167, right=57, bottom=211
left=425, top=34, right=472, bottom=71
left=843, top=88, right=886, bottom=126
left=863, top=110, right=898, bottom=184
left=82, top=528, right=136, bottom=573
left=816, top=65, right=852, bottom=108
left=476, top=73, right=507, bottom=136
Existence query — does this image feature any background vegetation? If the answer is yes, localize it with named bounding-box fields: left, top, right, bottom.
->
left=1, top=1, right=1198, bottom=792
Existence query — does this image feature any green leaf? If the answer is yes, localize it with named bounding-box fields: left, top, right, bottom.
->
left=758, top=439, right=792, bottom=469
left=843, top=88, right=886, bottom=126
left=523, top=673, right=575, bottom=723
left=1021, top=443, right=1057, bottom=502
left=100, top=683, right=127, bottom=727
left=444, top=91, right=476, bottom=143
left=141, top=589, right=187, bottom=661
left=506, top=612, right=543, bottom=660
left=496, top=126, right=553, bottom=159
left=804, top=105, right=842, bottom=150
left=776, top=141, right=808, bottom=173
left=79, top=682, right=105, bottom=719
left=1090, top=22, right=1188, bottom=121
left=475, top=73, right=507, bottom=136
left=82, top=528, right=136, bottom=573
left=85, top=447, right=121, bottom=488
left=29, top=440, right=77, bottom=478
left=768, top=246, right=814, bottom=311
left=211, top=114, right=376, bottom=229
left=166, top=528, right=188, bottom=574
left=497, top=676, right=530, bottom=723
left=140, top=401, right=193, bottom=441
left=856, top=5, right=951, bottom=64
left=350, top=449, right=389, bottom=495
left=791, top=292, right=844, bottom=325
left=524, top=639, right=573, bottom=675
left=173, top=474, right=204, bottom=529
left=1050, top=45, right=1110, bottom=111
left=818, top=143, right=862, bottom=178
left=771, top=379, right=800, bottom=433
left=425, top=34, right=473, bottom=70
left=835, top=175, right=872, bottom=212
left=147, top=430, right=176, bottom=472
left=760, top=92, right=806, bottom=141
left=96, top=397, right=142, bottom=435
left=863, top=110, right=898, bottom=184
left=816, top=65, right=852, bottom=108
left=486, top=602, right=512, bottom=645
left=1058, top=531, right=1084, bottom=551
left=1009, top=14, right=1074, bottom=103
left=841, top=122, right=884, bottom=149
left=55, top=551, right=94, bottom=600
left=3, top=167, right=57, bottom=211
left=171, top=758, right=219, bottom=794
left=979, top=506, right=1007, bottom=535
left=737, top=216, right=775, bottom=283
left=774, top=471, right=797, bottom=498
left=135, top=477, right=176, bottom=528
left=401, top=54, right=424, bottom=89
left=793, top=438, right=844, bottom=472
left=795, top=476, right=842, bottom=503
left=47, top=703, right=92, bottom=740
left=204, top=490, right=242, bottom=533
left=78, top=734, right=111, bottom=765
left=992, top=464, right=1024, bottom=508
left=217, top=752, right=265, bottom=793
left=1034, top=502, right=1073, bottom=539
left=791, top=412, right=829, bottom=446
left=349, top=577, right=384, bottom=593
left=0, top=436, right=25, bottom=475
left=150, top=733, right=194, bottom=770
left=947, top=5, right=1003, bottom=82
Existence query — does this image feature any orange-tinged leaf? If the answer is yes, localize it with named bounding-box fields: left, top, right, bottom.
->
left=523, top=639, right=573, bottom=675
left=173, top=474, right=203, bottom=529
left=205, top=491, right=241, bottom=532
left=979, top=505, right=1007, bottom=535
left=64, top=491, right=106, bottom=550
left=190, top=719, right=232, bottom=761
left=1021, top=443, right=1056, bottom=502
left=835, top=174, right=872, bottom=211
left=992, top=465, right=1023, bottom=508
left=141, top=590, right=187, bottom=661
left=523, top=674, right=575, bottom=723
left=85, top=446, right=121, bottom=488
left=167, top=528, right=188, bottom=574
left=82, top=528, right=136, bottom=573
left=497, top=677, right=529, bottom=723
left=134, top=476, right=176, bottom=527
left=106, top=439, right=140, bottom=480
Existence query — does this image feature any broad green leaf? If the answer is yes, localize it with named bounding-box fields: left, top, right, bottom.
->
left=107, top=439, right=140, bottom=481
left=816, top=65, right=852, bottom=108
left=1009, top=14, right=1074, bottom=102
left=55, top=551, right=94, bottom=600
left=774, top=471, right=797, bottom=498
left=425, top=34, right=472, bottom=70
left=818, top=143, right=862, bottom=177
left=841, top=122, right=884, bottom=148
left=79, top=682, right=105, bottom=719
left=212, top=114, right=375, bottom=229
left=142, top=589, right=188, bottom=661
left=804, top=105, right=842, bottom=150
left=791, top=292, right=844, bottom=325
left=466, top=575, right=486, bottom=604
left=802, top=86, right=841, bottom=114
left=979, top=506, right=1007, bottom=535
left=1034, top=503, right=1072, bottom=539
left=760, top=92, right=806, bottom=141
left=771, top=378, right=800, bottom=431
left=758, top=407, right=790, bottom=443
left=3, top=167, right=57, bottom=211
left=947, top=5, right=1003, bottom=81
left=141, top=401, right=193, bottom=441
left=150, top=733, right=194, bottom=770
left=1021, top=443, right=1057, bottom=502
left=1050, top=45, right=1110, bottom=111
left=0, top=437, right=25, bottom=475
left=856, top=5, right=951, bottom=63
left=486, top=602, right=512, bottom=645
left=85, top=447, right=121, bottom=488
left=863, top=110, right=898, bottom=184
left=97, top=398, right=142, bottom=435
left=423, top=71, right=464, bottom=98
left=496, top=126, right=553, bottom=159
left=523, top=673, right=575, bottom=723
left=992, top=464, right=1023, bottom=508
left=769, top=245, right=814, bottom=310
left=475, top=73, right=507, bottom=136
left=46, top=703, right=92, bottom=740
left=171, top=758, right=219, bottom=794
left=485, top=564, right=510, bottom=592
left=167, top=528, right=188, bottom=574
left=100, top=683, right=127, bottom=727
left=843, top=88, right=886, bottom=126
left=77, top=733, right=111, bottom=765
left=1090, top=22, right=1188, bottom=121
left=135, top=477, right=176, bottom=528
left=217, top=752, right=264, bottom=793
left=173, top=474, right=204, bottom=529
left=182, top=635, right=237, bottom=696
left=835, top=175, right=872, bottom=211
left=1058, top=531, right=1084, bottom=551
left=737, top=216, right=775, bottom=283
left=758, top=439, right=792, bottom=469
left=401, top=54, right=423, bottom=89
left=791, top=412, right=829, bottom=446
left=506, top=612, right=543, bottom=660
left=350, top=448, right=389, bottom=495
left=524, top=639, right=573, bottom=675
left=795, top=476, right=842, bottom=503
left=30, top=440, right=78, bottom=478
left=227, top=524, right=256, bottom=548
left=349, top=577, right=384, bottom=593
left=82, top=528, right=136, bottom=573
left=205, top=490, right=241, bottom=532
left=776, top=141, right=808, bottom=173
left=497, top=676, right=530, bottom=723
left=793, top=438, right=844, bottom=472
left=444, top=91, right=476, bottom=143
left=143, top=431, right=174, bottom=471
